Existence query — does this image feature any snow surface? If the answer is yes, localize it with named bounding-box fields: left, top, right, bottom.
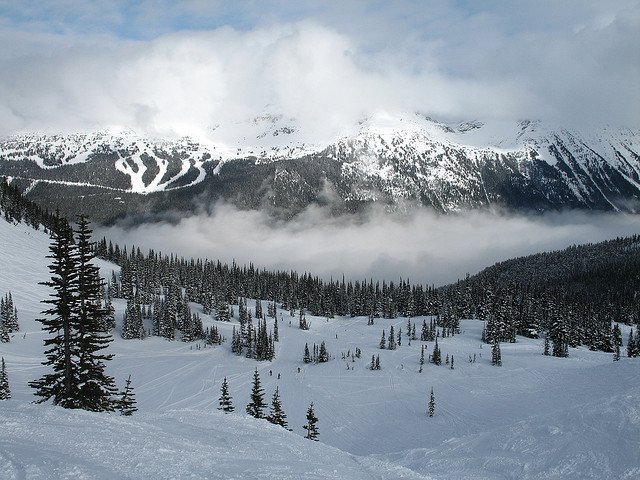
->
left=0, top=217, right=639, bottom=479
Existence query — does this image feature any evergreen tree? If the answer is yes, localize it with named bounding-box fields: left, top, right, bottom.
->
left=375, top=354, right=381, bottom=370
left=0, top=357, right=10, bottom=400
left=246, top=368, right=266, bottom=418
left=543, top=333, right=551, bottom=356
left=122, top=298, right=145, bottom=339
left=30, top=215, right=117, bottom=411
left=255, top=299, right=263, bottom=320
left=428, top=387, right=435, bottom=417
left=431, top=337, right=442, bottom=365
left=119, top=374, right=137, bottom=416
left=266, top=387, right=289, bottom=429
left=450, top=355, right=454, bottom=370
left=379, top=329, right=386, bottom=349
left=245, top=323, right=254, bottom=358
left=229, top=326, right=241, bottom=355
left=613, top=344, right=621, bottom=362
left=218, top=377, right=234, bottom=413
left=103, top=295, right=116, bottom=331
left=216, top=298, right=230, bottom=322
left=612, top=324, right=623, bottom=347
left=550, top=314, right=569, bottom=358
left=421, top=320, right=429, bottom=341
left=1, top=292, right=19, bottom=332
left=29, top=216, right=82, bottom=409
left=299, top=309, right=310, bottom=330
left=303, top=343, right=312, bottom=363
left=303, top=402, right=319, bottom=441
left=73, top=216, right=118, bottom=411
left=492, top=338, right=502, bottom=366
left=388, top=325, right=396, bottom=350
left=273, top=316, right=279, bottom=342
left=627, top=330, right=636, bottom=358
left=267, top=300, right=277, bottom=318
left=0, top=315, right=9, bottom=343
left=318, top=341, right=329, bottom=363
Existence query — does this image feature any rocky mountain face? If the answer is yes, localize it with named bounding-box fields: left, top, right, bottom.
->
left=0, top=114, right=638, bottom=223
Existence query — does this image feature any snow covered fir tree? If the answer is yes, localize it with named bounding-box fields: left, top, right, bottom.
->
left=246, top=368, right=266, bottom=418
left=218, top=377, right=234, bottom=413
left=29, top=214, right=118, bottom=411
left=266, top=386, right=290, bottom=430
left=303, top=402, right=319, bottom=441
left=0, top=291, right=19, bottom=339
left=428, top=388, right=435, bottom=417
left=0, top=357, right=10, bottom=400
left=119, top=374, right=137, bottom=416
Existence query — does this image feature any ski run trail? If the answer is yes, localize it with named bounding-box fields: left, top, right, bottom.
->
left=0, top=218, right=639, bottom=479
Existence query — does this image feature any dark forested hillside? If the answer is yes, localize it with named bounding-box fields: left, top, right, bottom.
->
left=465, top=236, right=640, bottom=310
left=0, top=177, right=56, bottom=231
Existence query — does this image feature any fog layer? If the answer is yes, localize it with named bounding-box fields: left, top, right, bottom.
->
left=96, top=205, right=640, bottom=286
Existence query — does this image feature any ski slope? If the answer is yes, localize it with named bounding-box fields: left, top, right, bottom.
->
left=0, top=217, right=639, bottom=479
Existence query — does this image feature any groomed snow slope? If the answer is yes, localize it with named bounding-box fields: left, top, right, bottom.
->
left=0, top=405, right=375, bottom=480
left=0, top=217, right=639, bottom=479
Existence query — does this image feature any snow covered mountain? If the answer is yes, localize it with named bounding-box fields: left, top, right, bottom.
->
left=1, top=113, right=639, bottom=222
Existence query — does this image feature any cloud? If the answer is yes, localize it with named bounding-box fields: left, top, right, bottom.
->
left=0, top=1, right=638, bottom=139
left=95, top=204, right=640, bottom=286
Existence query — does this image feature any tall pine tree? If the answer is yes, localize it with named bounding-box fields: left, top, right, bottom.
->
left=246, top=368, right=266, bottom=418
left=119, top=374, right=137, bottom=416
left=73, top=215, right=118, bottom=411
left=30, top=215, right=117, bottom=411
left=29, top=215, right=82, bottom=408
left=303, top=402, right=319, bottom=441
left=428, top=387, right=435, bottom=417
left=0, top=357, right=10, bottom=400
left=218, top=377, right=234, bottom=413
left=491, top=339, right=502, bottom=366
left=266, top=386, right=289, bottom=429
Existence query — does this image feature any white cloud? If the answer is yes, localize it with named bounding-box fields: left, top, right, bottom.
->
left=0, top=1, right=638, bottom=139
left=96, top=204, right=640, bottom=286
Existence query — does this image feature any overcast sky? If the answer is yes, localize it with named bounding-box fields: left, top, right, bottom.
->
left=0, top=0, right=638, bottom=138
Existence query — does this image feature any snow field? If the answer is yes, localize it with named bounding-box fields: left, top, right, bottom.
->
left=1, top=217, right=639, bottom=479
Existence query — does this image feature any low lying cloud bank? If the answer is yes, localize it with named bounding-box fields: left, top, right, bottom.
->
left=96, top=204, right=640, bottom=287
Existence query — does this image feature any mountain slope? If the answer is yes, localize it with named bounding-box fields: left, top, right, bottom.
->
left=0, top=404, right=377, bottom=480
left=1, top=114, right=639, bottom=222
left=462, top=234, right=640, bottom=311
left=1, top=214, right=639, bottom=479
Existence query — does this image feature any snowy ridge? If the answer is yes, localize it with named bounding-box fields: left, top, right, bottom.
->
left=0, top=131, right=213, bottom=194
left=0, top=113, right=639, bottom=209
left=324, top=114, right=640, bottom=211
